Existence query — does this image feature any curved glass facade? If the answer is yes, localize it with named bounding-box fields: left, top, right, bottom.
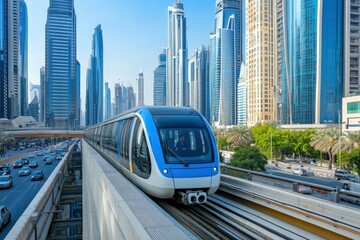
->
left=282, top=0, right=343, bottom=124
left=19, top=0, right=28, bottom=116
left=86, top=25, right=103, bottom=126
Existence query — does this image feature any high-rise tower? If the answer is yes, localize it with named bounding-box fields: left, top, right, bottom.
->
left=209, top=0, right=244, bottom=126
left=85, top=24, right=103, bottom=126
left=153, top=48, right=167, bottom=106
left=8, top=0, right=20, bottom=119
left=246, top=0, right=274, bottom=127
left=45, top=0, right=79, bottom=129
left=0, top=0, right=9, bottom=118
left=166, top=0, right=188, bottom=107
left=19, top=0, right=27, bottom=116
left=105, top=82, right=111, bottom=120
left=137, top=69, right=144, bottom=106
left=279, top=0, right=344, bottom=125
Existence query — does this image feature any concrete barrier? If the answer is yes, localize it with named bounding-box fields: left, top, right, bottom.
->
left=82, top=140, right=193, bottom=240
left=4, top=144, right=75, bottom=240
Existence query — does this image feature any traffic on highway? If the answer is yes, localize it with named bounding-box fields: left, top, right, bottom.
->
left=0, top=139, right=69, bottom=238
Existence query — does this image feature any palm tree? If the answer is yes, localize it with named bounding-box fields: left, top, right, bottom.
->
left=341, top=131, right=360, bottom=152
left=310, top=128, right=339, bottom=170
left=225, top=125, right=253, bottom=147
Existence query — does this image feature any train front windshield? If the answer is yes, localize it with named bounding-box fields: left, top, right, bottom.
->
left=154, top=115, right=214, bottom=164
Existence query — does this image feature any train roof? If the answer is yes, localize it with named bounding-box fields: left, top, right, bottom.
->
left=143, top=106, right=199, bottom=116
left=86, top=106, right=201, bottom=130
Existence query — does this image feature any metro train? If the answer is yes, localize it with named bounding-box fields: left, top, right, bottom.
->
left=84, top=106, right=220, bottom=205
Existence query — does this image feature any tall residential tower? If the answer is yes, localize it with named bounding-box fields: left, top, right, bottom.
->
left=166, top=0, right=188, bottom=106
left=45, top=0, right=79, bottom=129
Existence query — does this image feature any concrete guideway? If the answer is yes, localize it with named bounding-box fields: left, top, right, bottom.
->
left=82, top=140, right=194, bottom=240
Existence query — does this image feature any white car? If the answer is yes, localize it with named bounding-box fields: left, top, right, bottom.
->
left=292, top=168, right=308, bottom=176
left=28, top=152, right=35, bottom=158
left=18, top=166, right=32, bottom=176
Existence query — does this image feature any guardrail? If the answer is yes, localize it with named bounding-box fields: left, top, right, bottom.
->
left=221, top=164, right=360, bottom=204
left=4, top=143, right=77, bottom=240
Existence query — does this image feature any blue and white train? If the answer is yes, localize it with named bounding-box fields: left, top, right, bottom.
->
left=84, top=106, right=220, bottom=205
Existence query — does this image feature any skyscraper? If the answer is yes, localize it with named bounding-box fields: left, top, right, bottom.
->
left=153, top=48, right=166, bottom=106
left=85, top=24, right=103, bottom=126
left=279, top=0, right=344, bottom=125
left=8, top=0, right=20, bottom=119
left=40, top=66, right=45, bottom=122
left=45, top=0, right=79, bottom=130
left=166, top=0, right=188, bottom=106
left=345, top=1, right=360, bottom=96
left=19, top=0, right=27, bottom=116
left=105, top=82, right=111, bottom=120
left=246, top=0, right=274, bottom=127
left=0, top=0, right=8, bottom=118
left=188, top=46, right=210, bottom=121
left=136, top=69, right=144, bottom=106
left=237, top=63, right=247, bottom=126
left=28, top=95, right=39, bottom=122
left=209, top=0, right=243, bottom=126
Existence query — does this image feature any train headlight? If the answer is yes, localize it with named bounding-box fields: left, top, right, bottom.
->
left=213, top=167, right=218, bottom=172
left=163, top=169, right=168, bottom=174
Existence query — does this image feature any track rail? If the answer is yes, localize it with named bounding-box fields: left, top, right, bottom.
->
left=156, top=181, right=358, bottom=240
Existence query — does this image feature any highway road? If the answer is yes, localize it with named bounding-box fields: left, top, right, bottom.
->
left=0, top=145, right=65, bottom=239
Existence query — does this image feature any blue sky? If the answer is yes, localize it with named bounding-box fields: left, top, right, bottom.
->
left=27, top=0, right=215, bottom=110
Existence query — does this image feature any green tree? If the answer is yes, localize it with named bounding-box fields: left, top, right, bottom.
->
left=341, top=148, right=360, bottom=175
left=229, top=145, right=268, bottom=171
left=310, top=128, right=339, bottom=170
left=226, top=125, right=253, bottom=148
left=292, top=129, right=316, bottom=160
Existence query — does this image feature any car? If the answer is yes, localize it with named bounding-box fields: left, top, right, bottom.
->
left=292, top=168, right=308, bottom=176
left=335, top=169, right=356, bottom=181
left=31, top=170, right=44, bottom=181
left=0, top=205, right=11, bottom=231
left=43, top=154, right=53, bottom=161
left=36, top=150, right=45, bottom=156
left=12, top=160, right=23, bottom=169
left=0, top=166, right=11, bottom=175
left=18, top=166, right=32, bottom=176
left=55, top=154, right=62, bottom=160
left=0, top=175, right=13, bottom=189
left=297, top=184, right=312, bottom=194
left=45, top=157, right=52, bottom=165
left=20, top=157, right=29, bottom=165
left=29, top=160, right=38, bottom=168
left=28, top=152, right=35, bottom=158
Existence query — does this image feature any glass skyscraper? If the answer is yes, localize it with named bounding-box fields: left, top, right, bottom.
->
left=0, top=0, right=8, bottom=118
left=166, top=0, right=188, bottom=107
left=45, top=0, right=79, bottom=130
left=86, top=24, right=103, bottom=126
left=188, top=46, right=210, bottom=122
left=153, top=48, right=166, bottom=106
left=210, top=0, right=243, bottom=126
left=105, top=82, right=111, bottom=120
left=281, top=0, right=344, bottom=125
left=136, top=70, right=144, bottom=106
left=19, top=0, right=27, bottom=116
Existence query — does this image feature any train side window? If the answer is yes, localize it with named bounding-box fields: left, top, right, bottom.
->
left=132, top=119, right=151, bottom=179
left=109, top=121, right=118, bottom=159
left=116, top=120, right=125, bottom=161
left=121, top=118, right=132, bottom=169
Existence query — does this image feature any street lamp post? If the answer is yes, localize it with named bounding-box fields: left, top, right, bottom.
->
left=270, top=134, right=273, bottom=160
